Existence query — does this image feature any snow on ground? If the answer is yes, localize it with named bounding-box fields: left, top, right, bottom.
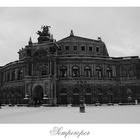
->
left=0, top=105, right=140, bottom=123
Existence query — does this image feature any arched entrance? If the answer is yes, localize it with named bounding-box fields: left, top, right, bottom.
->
left=33, top=85, right=44, bottom=105
left=72, top=88, right=80, bottom=105
left=60, top=95, right=67, bottom=104
left=60, top=88, right=68, bottom=105
left=106, top=88, right=113, bottom=103
left=97, top=89, right=103, bottom=104
left=85, top=88, right=92, bottom=104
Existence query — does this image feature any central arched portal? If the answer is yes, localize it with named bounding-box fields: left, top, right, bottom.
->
left=72, top=88, right=80, bottom=105
left=33, top=85, right=44, bottom=105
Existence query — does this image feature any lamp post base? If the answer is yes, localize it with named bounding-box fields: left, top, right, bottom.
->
left=79, top=104, right=85, bottom=113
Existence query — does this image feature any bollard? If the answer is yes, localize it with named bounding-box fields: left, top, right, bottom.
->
left=135, top=99, right=138, bottom=105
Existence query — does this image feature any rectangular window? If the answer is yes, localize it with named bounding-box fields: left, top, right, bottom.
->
left=81, top=46, right=85, bottom=51
left=89, top=46, right=92, bottom=51
left=65, top=46, right=69, bottom=50
left=96, top=46, right=100, bottom=53
left=73, top=46, right=77, bottom=50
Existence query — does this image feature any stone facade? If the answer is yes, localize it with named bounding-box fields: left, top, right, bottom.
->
left=0, top=26, right=140, bottom=105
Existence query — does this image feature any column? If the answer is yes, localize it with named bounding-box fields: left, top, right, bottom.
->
left=15, top=69, right=18, bottom=80
left=69, top=64, right=71, bottom=77
left=49, top=82, right=53, bottom=104
left=44, top=83, right=48, bottom=97
left=54, top=60, right=56, bottom=77
left=24, top=63, right=28, bottom=76
left=80, top=64, right=83, bottom=77
left=43, top=83, right=48, bottom=104
left=50, top=60, right=52, bottom=76
left=103, top=64, right=105, bottom=78
left=53, top=82, right=57, bottom=105
left=68, top=88, right=72, bottom=104
left=32, top=63, right=34, bottom=76
left=24, top=83, right=29, bottom=100
left=5, top=72, right=7, bottom=82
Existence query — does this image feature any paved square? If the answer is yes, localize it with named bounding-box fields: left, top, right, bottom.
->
left=0, top=105, right=140, bottom=123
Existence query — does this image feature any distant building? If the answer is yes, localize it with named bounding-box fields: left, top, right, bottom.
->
left=0, top=26, right=140, bottom=105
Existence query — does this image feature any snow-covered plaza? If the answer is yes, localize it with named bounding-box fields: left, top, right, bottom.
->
left=0, top=105, right=140, bottom=123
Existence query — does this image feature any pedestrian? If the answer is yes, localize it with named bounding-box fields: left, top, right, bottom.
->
left=128, top=96, right=132, bottom=105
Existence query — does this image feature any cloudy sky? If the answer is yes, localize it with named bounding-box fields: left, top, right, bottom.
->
left=0, top=7, right=140, bottom=65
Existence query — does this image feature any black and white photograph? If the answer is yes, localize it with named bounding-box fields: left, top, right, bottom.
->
left=0, top=5, right=140, bottom=140
left=0, top=7, right=140, bottom=124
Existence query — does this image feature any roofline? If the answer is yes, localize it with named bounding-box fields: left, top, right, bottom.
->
left=57, top=35, right=104, bottom=43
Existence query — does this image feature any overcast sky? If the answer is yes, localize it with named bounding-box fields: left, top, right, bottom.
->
left=0, top=7, right=140, bottom=66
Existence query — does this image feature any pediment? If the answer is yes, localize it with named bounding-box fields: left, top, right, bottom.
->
left=57, top=35, right=95, bottom=43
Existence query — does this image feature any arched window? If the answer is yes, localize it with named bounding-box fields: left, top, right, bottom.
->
left=60, top=66, right=67, bottom=77
left=121, top=66, right=130, bottom=77
left=72, top=66, right=80, bottom=77
left=85, top=88, right=91, bottom=93
left=7, top=72, right=10, bottom=81
left=73, top=88, right=80, bottom=93
left=17, top=69, right=23, bottom=80
left=106, top=67, right=112, bottom=78
left=84, top=66, right=91, bottom=77
left=126, top=66, right=133, bottom=77
left=96, top=66, right=102, bottom=78
left=107, top=88, right=113, bottom=95
left=3, top=73, right=6, bottom=82
left=33, top=49, right=47, bottom=59
left=61, top=88, right=67, bottom=93
left=11, top=70, right=15, bottom=81
left=40, top=65, right=48, bottom=76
